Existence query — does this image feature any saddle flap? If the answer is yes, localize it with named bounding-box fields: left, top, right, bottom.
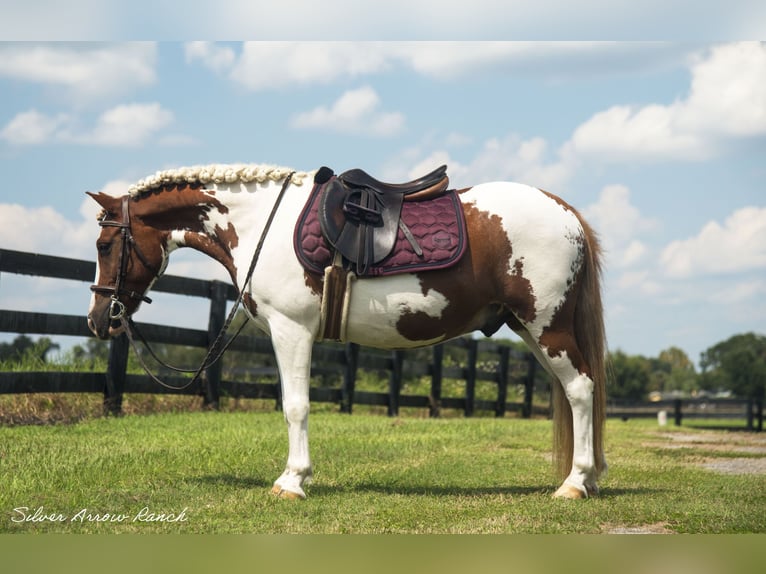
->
left=319, top=178, right=403, bottom=269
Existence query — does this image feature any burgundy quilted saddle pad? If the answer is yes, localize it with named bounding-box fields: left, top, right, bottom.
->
left=294, top=182, right=467, bottom=277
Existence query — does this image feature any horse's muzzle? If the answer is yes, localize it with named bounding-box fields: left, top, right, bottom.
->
left=87, top=299, right=127, bottom=339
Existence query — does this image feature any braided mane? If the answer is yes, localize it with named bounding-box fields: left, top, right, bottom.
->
left=127, top=163, right=312, bottom=197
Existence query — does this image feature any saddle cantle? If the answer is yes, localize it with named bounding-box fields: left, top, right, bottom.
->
left=338, top=164, right=449, bottom=200
left=317, top=165, right=450, bottom=275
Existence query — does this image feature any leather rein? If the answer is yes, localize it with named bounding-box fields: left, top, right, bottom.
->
left=90, top=172, right=295, bottom=391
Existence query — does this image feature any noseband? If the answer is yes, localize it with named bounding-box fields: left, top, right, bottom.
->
left=90, top=196, right=157, bottom=321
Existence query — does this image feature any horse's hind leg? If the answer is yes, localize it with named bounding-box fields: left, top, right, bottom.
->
left=513, top=325, right=600, bottom=499
left=269, top=320, right=314, bottom=499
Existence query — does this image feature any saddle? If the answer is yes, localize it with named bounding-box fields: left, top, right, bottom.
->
left=316, top=165, right=450, bottom=275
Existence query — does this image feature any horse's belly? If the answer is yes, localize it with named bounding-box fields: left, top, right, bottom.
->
left=344, top=275, right=450, bottom=349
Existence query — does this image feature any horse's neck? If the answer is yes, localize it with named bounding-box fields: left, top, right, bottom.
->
left=136, top=187, right=240, bottom=282
left=141, top=182, right=282, bottom=285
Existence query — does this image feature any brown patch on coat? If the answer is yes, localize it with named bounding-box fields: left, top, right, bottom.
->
left=134, top=184, right=241, bottom=280
left=243, top=292, right=258, bottom=317
left=395, top=200, right=537, bottom=342
left=537, top=281, right=588, bottom=375
left=303, top=270, right=324, bottom=298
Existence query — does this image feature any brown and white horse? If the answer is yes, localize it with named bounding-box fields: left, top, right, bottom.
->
left=86, top=163, right=607, bottom=500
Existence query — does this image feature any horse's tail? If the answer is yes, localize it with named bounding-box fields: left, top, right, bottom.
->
left=552, top=213, right=608, bottom=481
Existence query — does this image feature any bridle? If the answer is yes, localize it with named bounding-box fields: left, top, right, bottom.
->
left=90, top=195, right=157, bottom=323
left=90, top=172, right=295, bottom=390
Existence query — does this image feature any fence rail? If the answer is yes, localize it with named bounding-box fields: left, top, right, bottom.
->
left=2, top=248, right=763, bottom=430
left=1, top=248, right=538, bottom=418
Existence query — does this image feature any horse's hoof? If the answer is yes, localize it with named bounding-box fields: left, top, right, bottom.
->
left=270, top=485, right=306, bottom=500
left=553, top=483, right=587, bottom=499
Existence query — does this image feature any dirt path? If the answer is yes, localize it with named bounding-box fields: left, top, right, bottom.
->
left=648, top=429, right=766, bottom=475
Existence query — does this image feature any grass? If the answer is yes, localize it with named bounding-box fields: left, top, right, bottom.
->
left=1, top=411, right=764, bottom=534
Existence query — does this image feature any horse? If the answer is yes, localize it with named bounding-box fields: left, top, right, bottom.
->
left=86, top=163, right=607, bottom=500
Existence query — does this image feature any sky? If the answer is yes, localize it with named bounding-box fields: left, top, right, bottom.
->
left=0, top=38, right=764, bottom=367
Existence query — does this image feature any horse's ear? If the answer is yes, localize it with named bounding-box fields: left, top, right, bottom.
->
left=86, top=191, right=120, bottom=212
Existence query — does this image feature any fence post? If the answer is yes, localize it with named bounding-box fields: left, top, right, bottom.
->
left=430, top=344, right=443, bottom=418
left=746, top=398, right=754, bottom=431
left=388, top=350, right=404, bottom=417
left=203, top=280, right=228, bottom=410
left=104, top=333, right=129, bottom=416
left=464, top=339, right=477, bottom=417
left=495, top=346, right=510, bottom=418
left=340, top=342, right=359, bottom=414
left=674, top=398, right=683, bottom=426
left=757, top=398, right=764, bottom=432
left=523, top=353, right=537, bottom=419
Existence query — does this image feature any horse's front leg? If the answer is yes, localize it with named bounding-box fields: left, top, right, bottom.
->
left=269, top=323, right=314, bottom=500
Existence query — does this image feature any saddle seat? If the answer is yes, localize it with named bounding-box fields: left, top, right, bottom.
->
left=339, top=164, right=449, bottom=201
left=316, top=165, right=450, bottom=275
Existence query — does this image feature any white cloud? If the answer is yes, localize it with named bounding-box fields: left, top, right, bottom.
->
left=0, top=43, right=157, bottom=104
left=0, top=109, right=71, bottom=145
left=616, top=269, right=662, bottom=296
left=0, top=201, right=94, bottom=259
left=290, top=86, right=404, bottom=137
left=229, top=43, right=390, bottom=91
left=82, top=103, right=174, bottom=147
left=660, top=206, right=766, bottom=278
left=569, top=42, right=766, bottom=162
left=1, top=103, right=175, bottom=148
left=583, top=184, right=658, bottom=268
left=191, top=41, right=687, bottom=92
left=184, top=41, right=236, bottom=73
left=380, top=132, right=574, bottom=190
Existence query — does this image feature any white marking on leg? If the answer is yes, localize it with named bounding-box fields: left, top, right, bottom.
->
left=269, top=320, right=314, bottom=498
left=545, top=349, right=596, bottom=495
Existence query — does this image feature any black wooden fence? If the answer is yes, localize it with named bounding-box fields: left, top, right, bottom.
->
left=0, top=248, right=540, bottom=418
left=2, top=248, right=763, bottom=430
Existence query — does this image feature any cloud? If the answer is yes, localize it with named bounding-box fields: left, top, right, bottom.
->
left=384, top=132, right=575, bottom=192
left=0, top=201, right=95, bottom=260
left=0, top=43, right=157, bottom=104
left=583, top=184, right=658, bottom=268
left=290, top=86, right=404, bottom=137
left=0, top=109, right=71, bottom=145
left=660, top=206, right=766, bottom=278
left=189, top=41, right=688, bottom=92
left=569, top=42, right=766, bottom=162
left=678, top=42, right=766, bottom=137
left=184, top=41, right=236, bottom=73
left=1, top=103, right=174, bottom=147
left=82, top=103, right=174, bottom=147
left=228, top=43, right=390, bottom=91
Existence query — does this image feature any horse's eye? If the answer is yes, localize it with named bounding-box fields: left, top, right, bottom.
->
left=97, top=242, right=112, bottom=255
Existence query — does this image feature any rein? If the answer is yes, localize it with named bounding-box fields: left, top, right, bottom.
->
left=97, top=172, right=295, bottom=391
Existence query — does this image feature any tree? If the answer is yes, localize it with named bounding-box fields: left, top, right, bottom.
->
left=0, top=335, right=59, bottom=363
left=656, top=346, right=697, bottom=394
left=71, top=338, right=110, bottom=366
left=609, top=350, right=651, bottom=401
left=700, top=332, right=766, bottom=399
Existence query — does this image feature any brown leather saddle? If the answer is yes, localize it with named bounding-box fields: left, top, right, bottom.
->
left=316, top=165, right=449, bottom=275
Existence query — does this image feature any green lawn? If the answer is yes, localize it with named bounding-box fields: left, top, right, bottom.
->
left=1, top=411, right=764, bottom=533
